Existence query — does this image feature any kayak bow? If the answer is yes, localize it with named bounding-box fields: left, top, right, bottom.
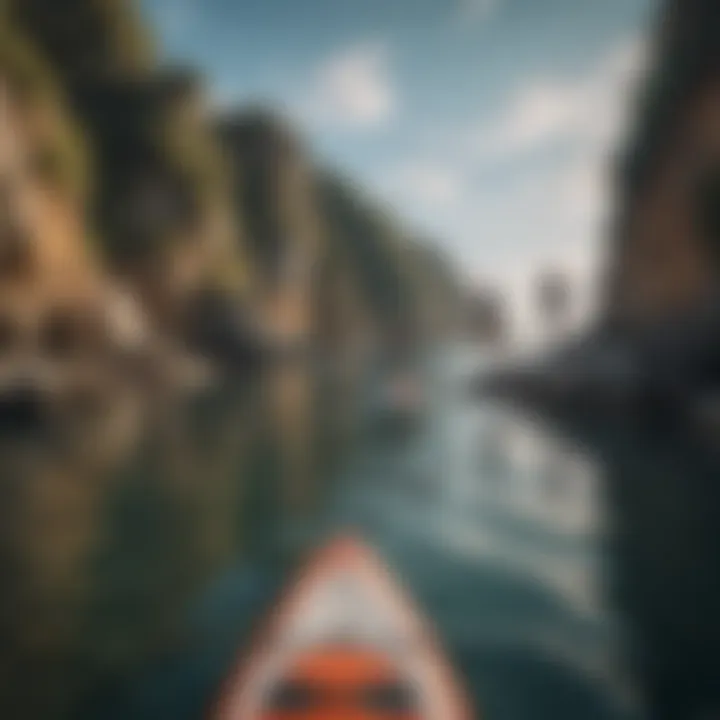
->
left=210, top=536, right=473, bottom=719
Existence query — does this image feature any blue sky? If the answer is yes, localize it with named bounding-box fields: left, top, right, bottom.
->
left=141, top=0, right=654, bottom=329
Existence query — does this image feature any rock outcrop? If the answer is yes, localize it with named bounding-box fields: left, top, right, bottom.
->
left=216, top=111, right=321, bottom=344
left=0, top=24, right=115, bottom=359
left=0, top=0, right=463, bottom=381
left=8, top=0, right=246, bottom=337
left=606, top=0, right=720, bottom=329
left=217, top=112, right=462, bottom=356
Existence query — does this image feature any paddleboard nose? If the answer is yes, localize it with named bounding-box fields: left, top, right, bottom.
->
left=209, top=535, right=473, bottom=720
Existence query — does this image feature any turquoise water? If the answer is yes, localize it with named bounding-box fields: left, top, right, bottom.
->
left=0, top=349, right=640, bottom=719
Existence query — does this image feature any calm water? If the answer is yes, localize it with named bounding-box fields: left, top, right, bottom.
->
left=2, top=347, right=719, bottom=719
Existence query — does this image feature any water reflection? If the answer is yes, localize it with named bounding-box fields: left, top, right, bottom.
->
left=0, top=366, right=338, bottom=720
left=1, top=348, right=719, bottom=719
left=326, top=351, right=633, bottom=720
left=547, top=413, right=720, bottom=720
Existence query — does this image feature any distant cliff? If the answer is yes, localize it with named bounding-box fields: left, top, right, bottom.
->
left=464, top=288, right=505, bottom=345
left=217, top=110, right=462, bottom=354
left=1, top=0, right=463, bottom=374
left=606, top=0, right=720, bottom=329
left=216, top=111, right=322, bottom=343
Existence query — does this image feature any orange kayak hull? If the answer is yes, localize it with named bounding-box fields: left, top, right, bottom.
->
left=209, top=537, right=473, bottom=720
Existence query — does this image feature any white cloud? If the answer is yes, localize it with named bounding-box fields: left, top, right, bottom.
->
left=394, top=37, right=648, bottom=338
left=308, top=36, right=646, bottom=340
left=471, top=36, right=648, bottom=161
left=299, top=42, right=396, bottom=130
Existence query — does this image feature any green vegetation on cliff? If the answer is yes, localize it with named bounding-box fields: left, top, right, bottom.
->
left=1, top=0, right=461, bottom=353
left=318, top=171, right=462, bottom=342
left=217, top=108, right=463, bottom=346
left=217, top=110, right=316, bottom=292
left=8, top=0, right=245, bottom=325
left=70, top=73, right=234, bottom=266
left=317, top=171, right=410, bottom=328
left=0, top=21, right=89, bottom=201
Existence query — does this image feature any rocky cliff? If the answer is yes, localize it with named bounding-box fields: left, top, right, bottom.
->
left=0, top=0, right=462, bottom=378
left=607, top=0, right=720, bottom=329
left=7, top=0, right=245, bottom=337
left=218, top=111, right=462, bottom=354
left=216, top=111, right=321, bottom=343
left=0, top=21, right=114, bottom=358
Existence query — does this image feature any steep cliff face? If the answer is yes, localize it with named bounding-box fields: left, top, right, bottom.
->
left=315, top=171, right=417, bottom=352
left=217, top=110, right=460, bottom=352
left=216, top=111, right=321, bottom=341
left=69, top=73, right=241, bottom=329
left=9, top=0, right=244, bottom=333
left=400, top=241, right=462, bottom=342
left=3, top=0, right=461, bottom=363
left=0, top=24, right=112, bottom=360
left=607, top=0, right=720, bottom=328
left=317, top=173, right=462, bottom=350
